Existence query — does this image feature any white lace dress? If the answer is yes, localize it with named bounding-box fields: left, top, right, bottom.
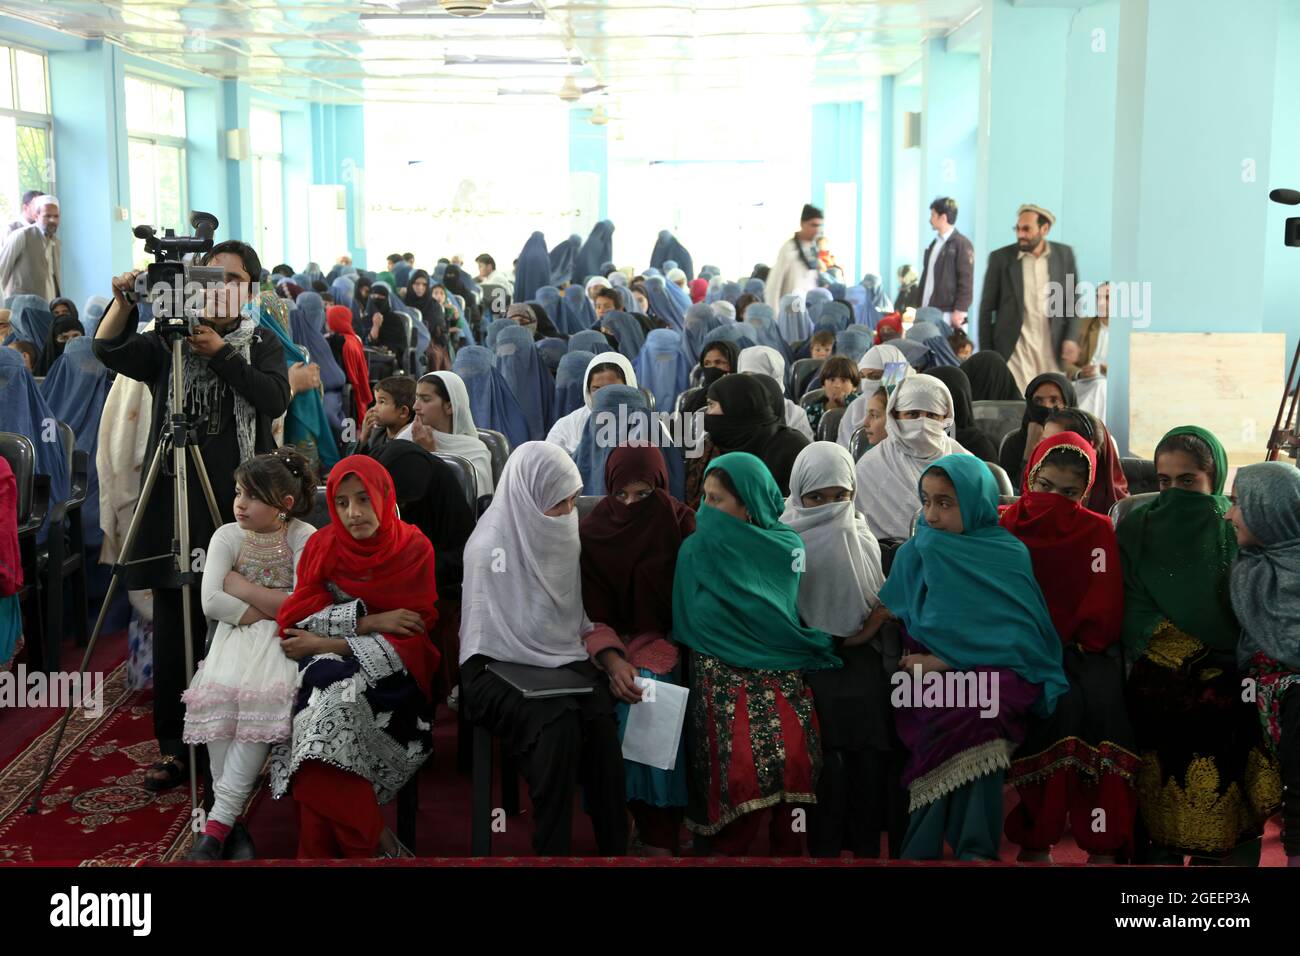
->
left=182, top=520, right=314, bottom=744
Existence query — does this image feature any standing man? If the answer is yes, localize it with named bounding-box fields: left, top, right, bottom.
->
left=917, top=196, right=974, bottom=330
left=7, top=189, right=41, bottom=233
left=765, top=203, right=823, bottom=309
left=978, top=203, right=1083, bottom=392
left=93, top=240, right=290, bottom=803
left=0, top=194, right=60, bottom=299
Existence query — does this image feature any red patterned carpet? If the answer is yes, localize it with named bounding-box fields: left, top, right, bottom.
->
left=0, top=672, right=1286, bottom=865
left=0, top=665, right=199, bottom=865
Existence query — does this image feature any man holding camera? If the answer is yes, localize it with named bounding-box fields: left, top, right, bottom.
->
left=93, top=240, right=290, bottom=793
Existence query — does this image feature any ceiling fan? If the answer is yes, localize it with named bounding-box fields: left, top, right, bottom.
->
left=495, top=75, right=607, bottom=100
left=364, top=0, right=540, bottom=17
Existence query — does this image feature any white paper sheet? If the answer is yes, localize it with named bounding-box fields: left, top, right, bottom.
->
left=621, top=677, right=688, bottom=771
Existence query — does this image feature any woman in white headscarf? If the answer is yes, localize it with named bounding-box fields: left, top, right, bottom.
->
left=544, top=351, right=638, bottom=455
left=585, top=275, right=611, bottom=302
left=459, top=441, right=629, bottom=855
left=737, top=345, right=813, bottom=439
left=855, top=374, right=970, bottom=542
left=412, top=371, right=495, bottom=495
left=781, top=442, right=884, bottom=635
left=836, top=343, right=915, bottom=449
left=780, top=441, right=907, bottom=856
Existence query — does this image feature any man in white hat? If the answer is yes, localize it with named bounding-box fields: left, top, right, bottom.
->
left=0, top=193, right=60, bottom=300
left=977, top=203, right=1083, bottom=392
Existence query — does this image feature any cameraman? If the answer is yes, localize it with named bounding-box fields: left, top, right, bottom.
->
left=93, top=240, right=290, bottom=793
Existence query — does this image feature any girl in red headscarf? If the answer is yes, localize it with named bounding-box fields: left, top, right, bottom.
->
left=271, top=455, right=439, bottom=858
left=999, top=432, right=1137, bottom=863
left=327, top=304, right=374, bottom=422
left=579, top=445, right=696, bottom=854
left=688, top=278, right=708, bottom=304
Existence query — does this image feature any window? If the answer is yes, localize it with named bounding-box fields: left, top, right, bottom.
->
left=250, top=107, right=284, bottom=269
left=0, top=45, right=53, bottom=227
left=126, top=76, right=188, bottom=267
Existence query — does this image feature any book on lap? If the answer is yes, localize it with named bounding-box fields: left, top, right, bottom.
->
left=486, top=661, right=596, bottom=699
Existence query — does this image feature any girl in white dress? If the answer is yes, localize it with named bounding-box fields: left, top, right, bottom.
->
left=182, top=449, right=318, bottom=860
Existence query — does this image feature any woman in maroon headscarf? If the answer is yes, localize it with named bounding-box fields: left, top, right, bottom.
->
left=579, top=445, right=695, bottom=854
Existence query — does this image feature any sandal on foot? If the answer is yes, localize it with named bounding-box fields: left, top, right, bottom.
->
left=143, top=756, right=186, bottom=792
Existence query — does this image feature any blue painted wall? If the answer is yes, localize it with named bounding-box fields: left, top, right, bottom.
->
left=1110, top=0, right=1282, bottom=453
left=47, top=40, right=133, bottom=310
left=1264, top=0, right=1300, bottom=363
left=811, top=101, right=864, bottom=282
left=921, top=38, right=978, bottom=301
left=569, top=108, right=608, bottom=222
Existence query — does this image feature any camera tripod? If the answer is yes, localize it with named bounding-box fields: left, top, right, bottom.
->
left=27, top=332, right=222, bottom=815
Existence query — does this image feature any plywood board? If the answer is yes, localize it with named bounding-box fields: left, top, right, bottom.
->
left=1129, top=332, right=1286, bottom=459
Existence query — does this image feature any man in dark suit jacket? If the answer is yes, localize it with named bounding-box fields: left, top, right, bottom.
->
left=917, top=196, right=974, bottom=328
left=978, top=203, right=1084, bottom=390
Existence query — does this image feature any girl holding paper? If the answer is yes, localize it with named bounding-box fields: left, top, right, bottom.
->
left=580, top=445, right=696, bottom=855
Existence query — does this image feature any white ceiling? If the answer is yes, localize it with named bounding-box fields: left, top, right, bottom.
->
left=1, top=0, right=981, bottom=104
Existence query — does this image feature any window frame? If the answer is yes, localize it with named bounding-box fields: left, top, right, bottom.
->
left=0, top=43, right=55, bottom=197
left=249, top=106, right=285, bottom=268
left=124, top=73, right=189, bottom=241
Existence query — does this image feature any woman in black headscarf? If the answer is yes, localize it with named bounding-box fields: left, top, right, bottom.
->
left=351, top=276, right=374, bottom=338
left=688, top=373, right=809, bottom=506
left=405, top=269, right=450, bottom=370
left=680, top=339, right=740, bottom=414
left=362, top=284, right=410, bottom=357
left=374, top=439, right=476, bottom=702
left=441, top=264, right=481, bottom=340
left=998, top=372, right=1078, bottom=492
left=961, top=350, right=1022, bottom=402
left=923, top=366, right=998, bottom=463
left=39, top=314, right=84, bottom=375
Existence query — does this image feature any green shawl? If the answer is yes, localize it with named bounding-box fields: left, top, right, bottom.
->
left=1118, top=425, right=1239, bottom=655
left=671, top=452, right=839, bottom=671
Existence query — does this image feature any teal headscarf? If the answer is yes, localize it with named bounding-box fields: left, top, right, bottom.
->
left=878, top=453, right=1066, bottom=717
left=255, top=301, right=340, bottom=471
left=671, top=452, right=839, bottom=671
left=1118, top=424, right=1238, bottom=655
left=1231, top=461, right=1300, bottom=671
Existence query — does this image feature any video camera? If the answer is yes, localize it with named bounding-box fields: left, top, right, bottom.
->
left=128, top=211, right=225, bottom=336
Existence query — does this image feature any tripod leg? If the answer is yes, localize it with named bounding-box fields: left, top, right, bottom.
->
left=188, top=444, right=222, bottom=529
left=27, top=440, right=170, bottom=813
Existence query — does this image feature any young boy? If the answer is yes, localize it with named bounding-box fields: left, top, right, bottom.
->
left=809, top=329, right=836, bottom=360
left=359, top=374, right=417, bottom=454
left=804, top=355, right=860, bottom=433
left=948, top=328, right=973, bottom=362
left=8, top=340, right=37, bottom=371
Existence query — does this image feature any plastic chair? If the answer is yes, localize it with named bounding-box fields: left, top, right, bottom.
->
left=1109, top=492, right=1159, bottom=529
left=971, top=400, right=1025, bottom=448
left=850, top=425, right=872, bottom=462
left=984, top=460, right=1015, bottom=499
left=1120, top=457, right=1159, bottom=495
left=476, top=428, right=510, bottom=486
left=817, top=406, right=847, bottom=443
left=432, top=452, right=479, bottom=512
left=799, top=387, right=826, bottom=414
left=790, top=357, right=825, bottom=399
left=0, top=432, right=49, bottom=657
left=575, top=495, right=602, bottom=520
left=38, top=422, right=89, bottom=668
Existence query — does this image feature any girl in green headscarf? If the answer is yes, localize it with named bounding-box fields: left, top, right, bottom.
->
left=1120, top=425, right=1280, bottom=864
left=672, top=452, right=838, bottom=853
